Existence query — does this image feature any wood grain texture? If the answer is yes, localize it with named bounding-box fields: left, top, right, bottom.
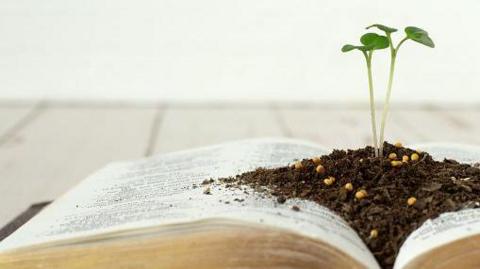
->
left=433, top=109, right=480, bottom=144
left=276, top=107, right=419, bottom=150
left=152, top=106, right=285, bottom=154
left=0, top=105, right=157, bottom=227
left=276, top=107, right=479, bottom=149
left=1, top=103, right=479, bottom=228
left=0, top=104, right=39, bottom=143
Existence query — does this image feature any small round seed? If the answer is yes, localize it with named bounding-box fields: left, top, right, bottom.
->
left=407, top=197, right=417, bottom=206
left=312, top=156, right=322, bottom=164
left=344, top=183, right=353, bottom=192
left=294, top=161, right=303, bottom=170
left=388, top=153, right=397, bottom=160
left=323, top=176, right=335, bottom=186
left=355, top=189, right=367, bottom=200
left=402, top=155, right=409, bottom=162
left=391, top=160, right=403, bottom=167
left=411, top=153, right=420, bottom=161
left=370, top=229, right=379, bottom=239
left=315, top=164, right=326, bottom=174
left=394, top=142, right=403, bottom=148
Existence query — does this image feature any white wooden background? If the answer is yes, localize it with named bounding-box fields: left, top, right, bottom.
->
left=1, top=102, right=480, bottom=227
left=2, top=0, right=480, bottom=104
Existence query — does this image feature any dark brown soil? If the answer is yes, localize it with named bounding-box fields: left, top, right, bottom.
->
left=219, top=142, right=480, bottom=269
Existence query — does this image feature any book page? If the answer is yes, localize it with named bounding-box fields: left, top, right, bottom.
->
left=0, top=138, right=380, bottom=269
left=394, top=142, right=480, bottom=269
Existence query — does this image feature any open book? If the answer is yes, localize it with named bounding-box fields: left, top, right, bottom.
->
left=1, top=138, right=479, bottom=269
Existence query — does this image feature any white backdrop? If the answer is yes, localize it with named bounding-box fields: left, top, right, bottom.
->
left=0, top=0, right=479, bottom=104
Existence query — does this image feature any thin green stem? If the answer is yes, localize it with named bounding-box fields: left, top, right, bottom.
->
left=364, top=51, right=379, bottom=157
left=395, top=37, right=408, bottom=52
left=378, top=36, right=407, bottom=156
left=387, top=33, right=395, bottom=57
left=378, top=54, right=396, bottom=157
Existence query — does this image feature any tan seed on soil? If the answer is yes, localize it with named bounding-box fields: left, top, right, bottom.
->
left=391, top=160, right=403, bottom=167
left=370, top=229, right=379, bottom=239
left=323, top=176, right=335, bottom=186
left=394, top=142, right=403, bottom=148
left=402, top=155, right=409, bottom=162
left=355, top=189, right=367, bottom=200
left=294, top=161, right=303, bottom=170
left=344, top=183, right=353, bottom=191
left=411, top=153, right=419, bottom=161
left=407, top=197, right=417, bottom=206
left=315, top=164, right=326, bottom=174
left=388, top=153, right=397, bottom=160
left=312, top=156, right=322, bottom=164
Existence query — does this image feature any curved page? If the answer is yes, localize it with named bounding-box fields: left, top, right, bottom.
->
left=394, top=143, right=480, bottom=269
left=0, top=138, right=379, bottom=269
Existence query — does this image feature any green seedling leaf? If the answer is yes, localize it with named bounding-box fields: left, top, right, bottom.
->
left=341, top=44, right=371, bottom=52
left=405, top=26, right=435, bottom=48
left=341, top=44, right=358, bottom=52
left=366, top=24, right=397, bottom=33
left=341, top=33, right=389, bottom=53
left=360, top=33, right=378, bottom=46
left=360, top=33, right=389, bottom=50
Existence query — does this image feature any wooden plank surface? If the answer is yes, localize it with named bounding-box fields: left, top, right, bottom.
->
left=152, top=106, right=284, bottom=154
left=277, top=107, right=480, bottom=149
left=429, top=109, right=480, bottom=144
left=0, top=104, right=39, bottom=142
left=0, top=105, right=158, bottom=227
left=1, top=103, right=479, bottom=227
left=276, top=107, right=419, bottom=150
left=388, top=108, right=480, bottom=145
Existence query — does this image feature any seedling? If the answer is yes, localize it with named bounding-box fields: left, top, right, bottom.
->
left=342, top=33, right=389, bottom=156
left=342, top=24, right=434, bottom=157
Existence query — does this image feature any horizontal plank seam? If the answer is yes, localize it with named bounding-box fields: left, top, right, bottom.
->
left=7, top=101, right=480, bottom=111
